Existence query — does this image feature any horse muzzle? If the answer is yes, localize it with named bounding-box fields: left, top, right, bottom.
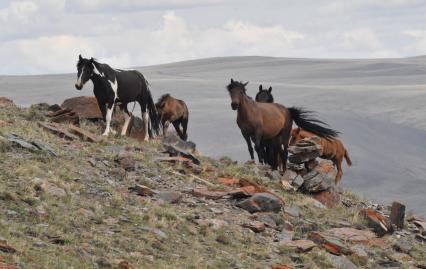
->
left=231, top=103, right=239, bottom=110
left=75, top=83, right=83, bottom=90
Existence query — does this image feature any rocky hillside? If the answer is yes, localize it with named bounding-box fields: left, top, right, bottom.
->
left=0, top=97, right=425, bottom=269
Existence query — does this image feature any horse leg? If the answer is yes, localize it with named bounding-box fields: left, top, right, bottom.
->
left=102, top=101, right=115, bottom=136
left=172, top=120, right=185, bottom=140
left=120, top=103, right=131, bottom=136
left=162, top=119, right=170, bottom=137
left=280, top=129, right=291, bottom=172
left=254, top=131, right=264, bottom=164
left=139, top=99, right=150, bottom=141
left=181, top=117, right=188, bottom=141
left=334, top=157, right=343, bottom=184
left=242, top=132, right=254, bottom=161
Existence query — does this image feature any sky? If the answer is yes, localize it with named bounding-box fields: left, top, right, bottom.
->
left=0, top=0, right=426, bottom=75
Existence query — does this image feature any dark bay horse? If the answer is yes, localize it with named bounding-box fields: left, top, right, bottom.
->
left=255, top=84, right=277, bottom=167
left=155, top=94, right=189, bottom=140
left=75, top=55, right=160, bottom=139
left=255, top=84, right=274, bottom=103
left=227, top=79, right=339, bottom=171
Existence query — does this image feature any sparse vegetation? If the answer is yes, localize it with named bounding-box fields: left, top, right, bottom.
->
left=0, top=104, right=425, bottom=269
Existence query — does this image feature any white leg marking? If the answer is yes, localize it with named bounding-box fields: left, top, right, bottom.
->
left=102, top=78, right=119, bottom=136
left=143, top=112, right=149, bottom=141
left=103, top=105, right=115, bottom=136
left=121, top=112, right=131, bottom=136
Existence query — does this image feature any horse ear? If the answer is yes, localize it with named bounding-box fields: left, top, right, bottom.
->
left=259, top=85, right=263, bottom=91
left=243, top=81, right=249, bottom=87
left=231, top=78, right=234, bottom=83
left=268, top=86, right=272, bottom=93
left=79, top=54, right=83, bottom=61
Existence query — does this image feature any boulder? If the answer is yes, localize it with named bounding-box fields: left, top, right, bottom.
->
left=38, top=122, right=79, bottom=141
left=305, top=159, right=319, bottom=171
left=312, top=228, right=377, bottom=245
left=288, top=144, right=321, bottom=154
left=302, top=161, right=336, bottom=193
left=309, top=231, right=352, bottom=255
left=163, top=134, right=199, bottom=165
left=326, top=253, right=358, bottom=269
left=155, top=191, right=182, bottom=204
left=242, top=221, right=266, bottom=233
left=312, top=188, right=341, bottom=208
left=281, top=170, right=304, bottom=190
left=126, top=116, right=146, bottom=141
left=68, top=125, right=101, bottom=143
left=393, top=239, right=413, bottom=254
left=284, top=239, right=317, bottom=252
left=361, top=208, right=393, bottom=236
left=390, top=201, right=405, bottom=229
left=61, top=96, right=103, bottom=119
left=236, top=193, right=283, bottom=213
left=191, top=187, right=227, bottom=200
left=0, top=97, right=15, bottom=108
left=129, top=184, right=156, bottom=196
left=288, top=151, right=320, bottom=164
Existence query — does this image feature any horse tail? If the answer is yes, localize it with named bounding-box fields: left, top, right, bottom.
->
left=288, top=107, right=339, bottom=139
left=344, top=148, right=352, bottom=166
left=144, top=80, right=161, bottom=136
left=136, top=71, right=161, bottom=136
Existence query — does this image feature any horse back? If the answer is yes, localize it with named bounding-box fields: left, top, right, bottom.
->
left=115, top=70, right=147, bottom=102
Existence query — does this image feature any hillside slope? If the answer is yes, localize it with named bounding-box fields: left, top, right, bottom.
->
left=0, top=101, right=425, bottom=268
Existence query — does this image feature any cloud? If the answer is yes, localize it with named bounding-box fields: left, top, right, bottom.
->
left=340, top=28, right=382, bottom=50
left=65, top=0, right=225, bottom=13
left=402, top=29, right=426, bottom=55
left=0, top=11, right=307, bottom=74
left=0, top=0, right=424, bottom=74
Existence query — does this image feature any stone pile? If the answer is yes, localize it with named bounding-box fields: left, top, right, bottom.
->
left=282, top=137, right=340, bottom=207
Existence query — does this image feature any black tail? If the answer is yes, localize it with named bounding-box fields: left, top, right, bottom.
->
left=136, top=71, right=161, bottom=136
left=288, top=107, right=339, bottom=139
left=144, top=81, right=161, bottom=136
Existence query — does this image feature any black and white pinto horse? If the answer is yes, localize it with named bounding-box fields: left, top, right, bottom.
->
left=75, top=55, right=160, bottom=139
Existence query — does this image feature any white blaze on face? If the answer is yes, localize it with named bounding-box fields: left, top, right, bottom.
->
left=76, top=66, right=84, bottom=86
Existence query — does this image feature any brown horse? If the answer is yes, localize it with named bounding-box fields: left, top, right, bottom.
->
left=227, top=79, right=339, bottom=171
left=155, top=94, right=189, bottom=140
left=290, top=127, right=352, bottom=183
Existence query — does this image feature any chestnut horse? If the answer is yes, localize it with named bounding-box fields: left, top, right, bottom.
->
left=227, top=79, right=339, bottom=171
left=155, top=94, right=189, bottom=140
left=290, top=128, right=351, bottom=183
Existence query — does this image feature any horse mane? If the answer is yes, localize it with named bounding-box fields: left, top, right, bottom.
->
left=157, top=93, right=171, bottom=104
left=76, top=57, right=99, bottom=67
left=226, top=80, right=247, bottom=92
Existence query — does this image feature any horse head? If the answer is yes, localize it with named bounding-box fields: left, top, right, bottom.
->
left=255, top=84, right=274, bottom=103
left=227, top=78, right=248, bottom=110
left=75, top=55, right=95, bottom=90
